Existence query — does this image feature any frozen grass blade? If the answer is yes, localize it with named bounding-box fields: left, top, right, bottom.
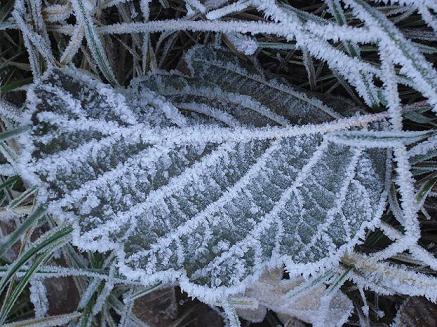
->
left=1, top=311, right=81, bottom=327
left=0, top=225, right=72, bottom=296
left=0, top=126, right=31, bottom=143
left=326, top=0, right=380, bottom=107
left=70, top=0, right=118, bottom=85
left=344, top=0, right=437, bottom=110
left=7, top=186, right=38, bottom=210
left=0, top=206, right=46, bottom=257
left=0, top=247, right=60, bottom=324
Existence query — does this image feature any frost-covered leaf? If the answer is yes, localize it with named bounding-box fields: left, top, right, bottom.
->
left=17, top=48, right=389, bottom=302
left=183, top=46, right=346, bottom=120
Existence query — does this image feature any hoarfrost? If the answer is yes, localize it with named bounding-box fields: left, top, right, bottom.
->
left=16, top=47, right=394, bottom=304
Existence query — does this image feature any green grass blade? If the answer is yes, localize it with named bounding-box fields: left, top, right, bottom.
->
left=350, top=0, right=437, bottom=106
left=0, top=245, right=62, bottom=324
left=416, top=174, right=437, bottom=203
left=7, top=186, right=38, bottom=210
left=0, top=206, right=46, bottom=257
left=0, top=225, right=72, bottom=296
left=326, top=0, right=380, bottom=107
left=0, top=126, right=30, bottom=142
left=0, top=176, right=19, bottom=190
left=71, top=0, right=118, bottom=85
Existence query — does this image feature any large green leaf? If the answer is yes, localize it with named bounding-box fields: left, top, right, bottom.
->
left=18, top=47, right=388, bottom=302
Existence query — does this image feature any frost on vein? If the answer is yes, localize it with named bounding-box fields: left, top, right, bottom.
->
left=19, top=47, right=387, bottom=293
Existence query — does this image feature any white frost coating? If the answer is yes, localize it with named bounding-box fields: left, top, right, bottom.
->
left=343, top=0, right=437, bottom=111
left=207, top=0, right=250, bottom=20
left=225, top=33, right=258, bottom=55
left=78, top=278, right=100, bottom=310
left=222, top=301, right=241, bottom=327
left=42, top=4, right=72, bottom=23
left=251, top=0, right=385, bottom=106
left=326, top=130, right=429, bottom=148
left=4, top=0, right=435, bottom=315
left=393, top=146, right=421, bottom=242
left=29, top=279, right=49, bottom=318
left=344, top=252, right=437, bottom=302
left=18, top=50, right=391, bottom=304
left=418, top=6, right=437, bottom=32
left=139, top=89, right=189, bottom=127
left=12, top=1, right=55, bottom=68
left=28, top=113, right=387, bottom=149
left=183, top=46, right=344, bottom=120
left=0, top=265, right=142, bottom=284
left=379, top=223, right=437, bottom=271
left=137, top=74, right=292, bottom=125
left=0, top=164, right=17, bottom=177
left=97, top=19, right=376, bottom=43
left=70, top=0, right=118, bottom=84
left=235, top=269, right=353, bottom=327
left=60, top=24, right=85, bottom=65
left=407, top=135, right=437, bottom=159
left=370, top=0, right=437, bottom=12
left=0, top=99, right=23, bottom=122
left=185, top=0, right=207, bottom=13
left=380, top=50, right=402, bottom=130
left=177, top=102, right=241, bottom=127
left=21, top=0, right=434, bottom=114
left=92, top=266, right=115, bottom=316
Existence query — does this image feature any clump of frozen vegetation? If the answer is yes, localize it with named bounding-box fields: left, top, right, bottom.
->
left=0, top=0, right=437, bottom=326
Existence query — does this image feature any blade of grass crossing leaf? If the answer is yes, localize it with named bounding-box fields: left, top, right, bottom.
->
left=78, top=279, right=100, bottom=310
left=222, top=302, right=241, bottom=327
left=0, top=206, right=46, bottom=257
left=107, top=295, right=148, bottom=327
left=27, top=0, right=48, bottom=42
left=71, top=0, right=118, bottom=85
left=118, top=290, right=134, bottom=327
left=60, top=25, right=85, bottom=65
